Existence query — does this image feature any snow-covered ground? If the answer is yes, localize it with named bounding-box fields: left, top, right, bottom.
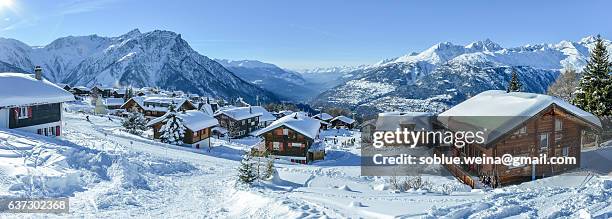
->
left=0, top=110, right=610, bottom=218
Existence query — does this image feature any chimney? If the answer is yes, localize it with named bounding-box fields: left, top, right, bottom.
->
left=249, top=106, right=252, bottom=114
left=34, top=66, right=42, bottom=80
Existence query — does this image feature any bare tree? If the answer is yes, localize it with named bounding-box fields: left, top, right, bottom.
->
left=547, top=67, right=579, bottom=102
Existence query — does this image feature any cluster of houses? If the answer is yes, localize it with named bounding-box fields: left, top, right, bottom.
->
left=0, top=68, right=357, bottom=164
left=1, top=69, right=604, bottom=187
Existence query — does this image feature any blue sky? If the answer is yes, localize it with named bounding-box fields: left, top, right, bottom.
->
left=0, top=0, right=610, bottom=69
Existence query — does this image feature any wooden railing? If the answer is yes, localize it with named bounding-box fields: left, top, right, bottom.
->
left=434, top=147, right=479, bottom=189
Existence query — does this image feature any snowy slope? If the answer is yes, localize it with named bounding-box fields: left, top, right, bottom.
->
left=0, top=30, right=278, bottom=103
left=311, top=36, right=611, bottom=115
left=0, top=107, right=610, bottom=218
left=216, top=59, right=317, bottom=101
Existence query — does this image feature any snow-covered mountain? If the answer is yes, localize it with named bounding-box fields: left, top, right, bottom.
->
left=311, top=36, right=612, bottom=115
left=215, top=59, right=316, bottom=101
left=0, top=29, right=278, bottom=103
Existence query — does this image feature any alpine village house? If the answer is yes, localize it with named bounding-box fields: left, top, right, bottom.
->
left=214, top=107, right=262, bottom=138
left=436, top=90, right=602, bottom=188
left=121, top=96, right=196, bottom=118
left=255, top=113, right=325, bottom=164
left=0, top=67, right=74, bottom=137
left=147, top=110, right=219, bottom=149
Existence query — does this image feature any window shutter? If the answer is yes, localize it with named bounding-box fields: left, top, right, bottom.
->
left=13, top=108, right=19, bottom=120
left=56, top=126, right=61, bottom=136
left=280, top=142, right=284, bottom=152
left=28, top=107, right=32, bottom=118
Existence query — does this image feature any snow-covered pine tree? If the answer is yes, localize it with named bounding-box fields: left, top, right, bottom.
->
left=547, top=67, right=579, bottom=102
left=123, top=111, right=147, bottom=135
left=159, top=102, right=186, bottom=145
left=572, top=35, right=612, bottom=116
left=237, top=152, right=258, bottom=185
left=507, top=70, right=522, bottom=92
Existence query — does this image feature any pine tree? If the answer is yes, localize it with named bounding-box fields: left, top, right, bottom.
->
left=572, top=35, right=612, bottom=116
left=507, top=70, right=522, bottom=92
left=547, top=67, right=579, bottom=102
left=160, top=102, right=186, bottom=145
left=237, top=152, right=258, bottom=185
left=123, top=111, right=147, bottom=135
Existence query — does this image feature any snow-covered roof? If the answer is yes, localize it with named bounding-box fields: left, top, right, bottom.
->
left=313, top=113, right=333, bottom=121
left=147, top=110, right=219, bottom=131
left=73, top=86, right=90, bottom=91
left=249, top=106, right=276, bottom=122
left=142, top=97, right=191, bottom=112
left=103, top=98, right=125, bottom=106
left=199, top=103, right=214, bottom=116
left=438, top=90, right=602, bottom=145
left=256, top=113, right=321, bottom=139
left=0, top=73, right=75, bottom=107
left=122, top=96, right=192, bottom=112
left=214, top=107, right=262, bottom=121
left=376, top=112, right=434, bottom=131
left=278, top=110, right=294, bottom=116
left=331, top=115, right=355, bottom=124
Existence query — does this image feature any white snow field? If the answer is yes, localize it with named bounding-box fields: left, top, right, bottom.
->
left=0, top=111, right=610, bottom=218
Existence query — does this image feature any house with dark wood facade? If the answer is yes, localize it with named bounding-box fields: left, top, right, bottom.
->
left=255, top=113, right=324, bottom=164
left=214, top=107, right=262, bottom=138
left=0, top=70, right=74, bottom=137
left=313, top=113, right=333, bottom=122
left=70, top=86, right=91, bottom=96
left=121, top=97, right=196, bottom=118
left=91, top=85, right=114, bottom=98
left=436, top=90, right=602, bottom=188
left=330, top=115, right=355, bottom=129
left=147, top=110, right=219, bottom=149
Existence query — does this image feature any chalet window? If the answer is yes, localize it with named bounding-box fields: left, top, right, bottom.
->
left=291, top=143, right=301, bottom=147
left=283, top=129, right=288, bottom=135
left=555, top=119, right=563, bottom=132
left=242, top=120, right=246, bottom=125
left=18, top=107, right=29, bottom=119
left=562, top=147, right=569, bottom=157
left=273, top=142, right=280, bottom=151
left=539, top=133, right=549, bottom=148
left=555, top=133, right=563, bottom=142
left=514, top=126, right=527, bottom=135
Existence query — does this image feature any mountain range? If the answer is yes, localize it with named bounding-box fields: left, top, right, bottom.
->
left=308, top=36, right=611, bottom=115
left=0, top=29, right=609, bottom=115
left=215, top=59, right=316, bottom=101
left=0, top=29, right=277, bottom=103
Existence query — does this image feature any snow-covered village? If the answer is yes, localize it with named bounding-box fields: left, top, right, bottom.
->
left=0, top=0, right=611, bottom=218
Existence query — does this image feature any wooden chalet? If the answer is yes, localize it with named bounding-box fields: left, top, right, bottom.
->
left=255, top=113, right=324, bottom=164
left=0, top=69, right=74, bottom=137
left=70, top=86, right=91, bottom=96
left=313, top=113, right=334, bottom=122
left=437, top=90, right=602, bottom=188
left=214, top=106, right=261, bottom=138
left=330, top=115, right=355, bottom=129
left=147, top=110, right=219, bottom=149
left=91, top=85, right=113, bottom=98
left=120, top=97, right=196, bottom=118
left=359, top=119, right=377, bottom=143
